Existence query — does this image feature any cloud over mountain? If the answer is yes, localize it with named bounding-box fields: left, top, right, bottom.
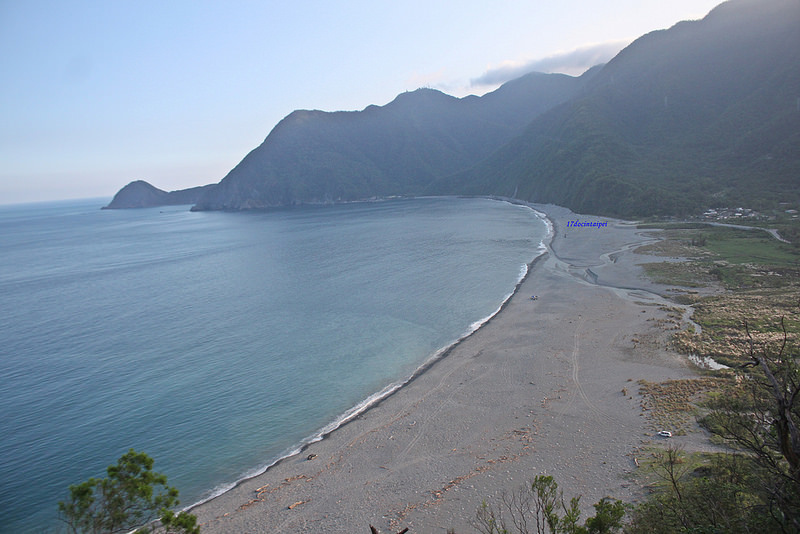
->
left=471, top=40, right=629, bottom=86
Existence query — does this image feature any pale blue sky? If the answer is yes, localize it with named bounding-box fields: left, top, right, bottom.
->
left=1, top=0, right=721, bottom=204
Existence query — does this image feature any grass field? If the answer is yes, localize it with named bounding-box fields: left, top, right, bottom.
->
left=636, top=221, right=799, bottom=367
left=702, top=227, right=799, bottom=266
left=628, top=219, right=800, bottom=523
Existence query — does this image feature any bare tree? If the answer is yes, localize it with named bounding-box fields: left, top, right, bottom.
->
left=474, top=475, right=624, bottom=534
left=702, top=315, right=800, bottom=531
left=741, top=318, right=800, bottom=482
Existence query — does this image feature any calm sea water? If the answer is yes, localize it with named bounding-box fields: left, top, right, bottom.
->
left=0, top=196, right=547, bottom=532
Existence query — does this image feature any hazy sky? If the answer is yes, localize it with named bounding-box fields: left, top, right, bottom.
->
left=1, top=0, right=722, bottom=205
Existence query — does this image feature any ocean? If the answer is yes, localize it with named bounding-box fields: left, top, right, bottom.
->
left=0, top=196, right=548, bottom=532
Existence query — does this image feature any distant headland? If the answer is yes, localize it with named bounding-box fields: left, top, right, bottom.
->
left=103, top=180, right=216, bottom=209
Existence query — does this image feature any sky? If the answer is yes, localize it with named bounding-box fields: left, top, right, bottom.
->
left=0, top=0, right=723, bottom=205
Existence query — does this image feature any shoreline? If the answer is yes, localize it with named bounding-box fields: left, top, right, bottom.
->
left=192, top=203, right=703, bottom=532
left=186, top=200, right=552, bottom=511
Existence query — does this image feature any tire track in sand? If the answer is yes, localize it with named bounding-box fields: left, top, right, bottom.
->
left=557, top=317, right=618, bottom=426
left=393, top=357, right=480, bottom=462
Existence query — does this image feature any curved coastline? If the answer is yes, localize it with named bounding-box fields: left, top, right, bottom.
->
left=187, top=200, right=553, bottom=513
left=191, top=202, right=704, bottom=533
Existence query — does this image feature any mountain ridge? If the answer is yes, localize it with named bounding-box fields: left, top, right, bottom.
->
left=430, top=0, right=800, bottom=216
left=189, top=69, right=594, bottom=211
left=107, top=0, right=800, bottom=218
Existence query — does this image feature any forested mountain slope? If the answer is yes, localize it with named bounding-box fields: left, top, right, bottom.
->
left=191, top=71, right=591, bottom=210
left=433, top=0, right=800, bottom=216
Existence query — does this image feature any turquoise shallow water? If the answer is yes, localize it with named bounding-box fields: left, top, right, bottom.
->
left=0, top=196, right=547, bottom=532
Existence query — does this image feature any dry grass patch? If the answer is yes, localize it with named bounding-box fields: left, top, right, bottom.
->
left=639, top=261, right=718, bottom=288
left=634, top=233, right=714, bottom=259
left=635, top=224, right=799, bottom=367
left=672, top=290, right=800, bottom=367
left=638, top=378, right=728, bottom=435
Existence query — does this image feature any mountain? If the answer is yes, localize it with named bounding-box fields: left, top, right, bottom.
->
left=111, top=0, right=799, bottom=217
left=103, top=180, right=216, bottom=209
left=190, top=71, right=594, bottom=210
left=432, top=0, right=800, bottom=216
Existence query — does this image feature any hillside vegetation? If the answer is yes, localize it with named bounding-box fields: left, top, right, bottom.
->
left=190, top=72, right=591, bottom=210
left=434, top=0, right=800, bottom=217
left=111, top=0, right=800, bottom=219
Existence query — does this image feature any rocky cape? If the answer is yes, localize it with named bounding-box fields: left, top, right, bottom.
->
left=103, top=180, right=216, bottom=209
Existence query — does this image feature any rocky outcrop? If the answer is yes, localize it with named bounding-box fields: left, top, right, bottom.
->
left=103, top=181, right=216, bottom=209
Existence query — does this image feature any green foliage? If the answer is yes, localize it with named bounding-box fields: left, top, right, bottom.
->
left=627, top=448, right=786, bottom=533
left=631, top=315, right=800, bottom=532
left=159, top=509, right=200, bottom=534
left=584, top=498, right=626, bottom=534
left=474, top=475, right=626, bottom=534
left=58, top=449, right=199, bottom=534
left=700, top=323, right=800, bottom=526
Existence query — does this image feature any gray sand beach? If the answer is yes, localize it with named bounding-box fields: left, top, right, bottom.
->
left=192, top=204, right=705, bottom=533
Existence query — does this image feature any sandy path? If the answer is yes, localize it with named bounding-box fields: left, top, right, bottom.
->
left=191, top=204, right=702, bottom=533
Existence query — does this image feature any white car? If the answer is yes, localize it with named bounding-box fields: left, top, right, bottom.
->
left=657, top=430, right=672, bottom=438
